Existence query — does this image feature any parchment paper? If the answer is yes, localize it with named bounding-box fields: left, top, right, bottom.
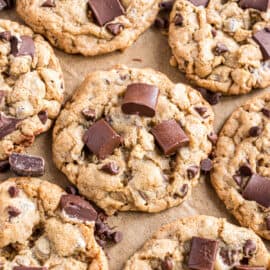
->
left=1, top=10, right=270, bottom=270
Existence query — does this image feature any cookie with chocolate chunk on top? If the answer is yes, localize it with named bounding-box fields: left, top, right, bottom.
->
left=53, top=66, right=214, bottom=215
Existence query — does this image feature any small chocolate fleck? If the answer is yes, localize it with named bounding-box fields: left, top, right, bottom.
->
left=180, top=184, right=188, bottom=196
left=194, top=106, right=207, bottom=116
left=211, top=28, right=217, bottom=37
left=101, top=162, right=119, bottom=175
left=187, top=165, right=199, bottom=179
left=174, top=14, right=183, bottom=26
left=207, top=132, right=218, bottom=144
left=215, top=43, right=228, bottom=55
left=0, top=31, right=11, bottom=41
left=0, top=159, right=9, bottom=172
left=249, top=126, right=262, bottom=137
left=233, top=174, right=243, bottom=187
left=8, top=186, right=19, bottom=198
left=239, top=164, right=252, bottom=177
left=262, top=108, right=270, bottom=118
left=243, top=239, right=256, bottom=257
left=106, top=23, right=124, bottom=35
left=6, top=206, right=21, bottom=219
left=200, top=158, right=213, bottom=172
left=82, top=108, right=96, bottom=121
left=161, top=257, right=174, bottom=270
left=38, top=110, right=48, bottom=125
left=196, top=88, right=221, bottom=105
left=66, top=185, right=78, bottom=195
left=41, top=0, right=55, bottom=7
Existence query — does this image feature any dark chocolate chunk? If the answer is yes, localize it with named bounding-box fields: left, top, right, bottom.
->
left=66, top=185, right=78, bottom=195
left=207, top=132, right=218, bottom=144
left=10, top=36, right=35, bottom=58
left=194, top=106, right=207, bottom=116
left=151, top=119, right=189, bottom=155
left=8, top=186, right=19, bottom=198
left=0, top=113, right=21, bottom=139
left=235, top=266, right=266, bottom=270
left=239, top=0, right=270, bottom=11
left=0, top=159, right=9, bottom=172
left=41, top=0, right=56, bottom=7
left=38, top=110, right=48, bottom=124
left=239, top=164, right=252, bottom=176
left=83, top=119, right=122, bottom=160
left=0, top=31, right=11, bottom=41
left=200, top=158, right=213, bottom=172
left=60, top=194, right=97, bottom=221
left=262, top=108, right=270, bottom=117
left=6, top=206, right=21, bottom=219
left=82, top=108, right=96, bottom=121
left=188, top=237, right=219, bottom=270
left=174, top=14, right=183, bottom=26
left=197, top=87, right=221, bottom=105
left=243, top=174, right=270, bottom=208
left=243, top=239, right=256, bottom=257
left=187, top=165, right=199, bottom=179
left=106, top=23, right=124, bottom=35
left=215, top=43, right=229, bottom=55
left=13, top=267, right=47, bottom=270
left=253, top=29, right=270, bottom=60
left=249, top=126, right=262, bottom=137
left=111, top=231, right=123, bottom=243
left=122, top=83, right=159, bottom=117
left=265, top=216, right=270, bottom=230
left=88, top=0, right=124, bottom=26
left=9, top=153, right=45, bottom=177
left=154, top=17, right=169, bottom=29
left=161, top=257, right=174, bottom=270
left=101, top=162, right=119, bottom=175
left=189, top=0, right=209, bottom=6
left=159, top=0, right=175, bottom=11
left=0, top=0, right=7, bottom=10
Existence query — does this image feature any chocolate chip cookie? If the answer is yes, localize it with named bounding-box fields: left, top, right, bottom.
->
left=211, top=92, right=270, bottom=239
left=52, top=66, right=215, bottom=215
left=16, top=0, right=160, bottom=56
left=0, top=19, right=64, bottom=162
left=0, top=177, right=108, bottom=270
left=169, top=0, right=270, bottom=95
left=124, top=215, right=270, bottom=269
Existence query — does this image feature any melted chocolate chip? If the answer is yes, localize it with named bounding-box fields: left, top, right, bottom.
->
left=10, top=36, right=35, bottom=58
left=101, top=162, right=119, bottom=175
left=106, top=23, right=124, bottom=35
left=187, top=165, right=199, bottom=179
left=38, top=110, right=48, bottom=124
left=200, top=158, right=213, bottom=172
left=249, top=126, right=262, bottom=137
left=8, top=186, right=19, bottom=198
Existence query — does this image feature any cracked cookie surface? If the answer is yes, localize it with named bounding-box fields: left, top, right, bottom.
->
left=0, top=19, right=64, bottom=162
left=169, top=0, right=270, bottom=95
left=0, top=177, right=108, bottom=270
left=211, top=92, right=270, bottom=239
left=52, top=66, right=214, bottom=215
left=16, top=0, right=160, bottom=56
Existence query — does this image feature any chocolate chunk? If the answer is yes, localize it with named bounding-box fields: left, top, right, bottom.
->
left=253, top=29, right=270, bottom=60
left=0, top=113, right=21, bottom=139
left=200, top=158, right=213, bottom=172
left=151, top=119, right=189, bottom=155
left=60, top=194, right=97, bottom=221
left=249, top=126, right=262, bottom=137
left=159, top=0, right=175, bottom=11
left=38, top=110, right=48, bottom=124
left=88, top=0, right=124, bottom=26
left=111, top=231, right=123, bottom=243
left=189, top=0, right=209, bottom=6
left=233, top=174, right=243, bottom=186
left=9, top=153, right=45, bottom=177
left=41, top=0, right=56, bottom=7
left=215, top=43, right=229, bottom=55
left=161, top=257, right=174, bottom=270
left=262, top=108, right=270, bottom=117
left=196, top=88, right=221, bottom=105
left=239, top=0, right=270, bottom=11
left=239, top=164, right=252, bottom=176
left=187, top=165, right=199, bottom=179
left=83, top=119, right=122, bottom=160
left=174, top=14, right=183, bottom=26
left=106, top=23, right=124, bottom=35
left=194, top=106, right=207, bottom=117
left=220, top=248, right=238, bottom=266
left=66, top=185, right=78, bottom=195
left=13, top=267, right=47, bottom=270
left=265, top=216, right=270, bottom=230
left=8, top=186, right=19, bottom=198
left=101, top=162, right=119, bottom=175
left=235, top=266, right=266, bottom=270
left=0, top=0, right=7, bottom=10
left=243, top=174, right=270, bottom=208
left=0, top=31, right=11, bottom=41
left=82, top=108, right=96, bottom=121
left=207, top=132, right=218, bottom=144
left=0, top=159, right=9, bottom=172
left=122, top=83, right=159, bottom=117
left=154, top=17, right=169, bottom=29
left=188, top=237, right=219, bottom=270
left=6, top=206, right=21, bottom=219
left=10, top=36, right=35, bottom=58
left=243, top=239, right=256, bottom=257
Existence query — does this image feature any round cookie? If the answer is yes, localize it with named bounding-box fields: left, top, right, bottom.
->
left=0, top=177, right=108, bottom=270
left=52, top=66, right=215, bottom=215
left=16, top=0, right=160, bottom=56
left=169, top=0, right=270, bottom=95
left=0, top=19, right=64, bottom=162
left=211, top=92, right=270, bottom=239
left=124, top=215, right=270, bottom=270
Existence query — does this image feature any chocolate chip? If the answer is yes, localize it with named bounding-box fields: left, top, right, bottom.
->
left=233, top=174, right=243, bottom=186
left=174, top=14, right=183, bottom=26
left=180, top=184, right=189, bottom=196
left=211, top=29, right=217, bottom=37
left=13, top=267, right=47, bottom=270
left=0, top=159, right=9, bottom=172
left=106, top=23, right=124, bottom=35
left=253, top=28, right=270, bottom=60
left=239, top=0, right=270, bottom=11
left=9, top=153, right=45, bottom=177
left=122, top=83, right=159, bottom=117
left=0, top=113, right=21, bottom=139
left=0, top=31, right=11, bottom=41
left=187, top=165, right=199, bottom=179
left=200, top=158, right=213, bottom=172
left=262, top=108, right=270, bottom=118
left=196, top=88, right=221, bottom=105
left=243, top=174, right=270, bottom=208
left=239, top=164, right=252, bottom=177
left=249, top=126, right=262, bottom=137
left=188, top=237, right=219, bottom=270
left=235, top=266, right=266, bottom=270
left=8, top=186, right=19, bottom=198
left=159, top=0, right=175, bottom=11
left=10, top=36, right=35, bottom=58
left=38, top=110, right=48, bottom=124
left=6, top=206, right=21, bottom=219
left=194, top=106, right=208, bottom=117
left=154, top=17, right=169, bottom=29
left=151, top=119, right=189, bottom=155
left=65, top=185, right=78, bottom=195
left=266, top=216, right=270, bottom=230
left=101, top=162, right=119, bottom=175
left=88, top=0, right=124, bottom=26
left=83, top=119, right=122, bottom=160
left=189, top=0, right=209, bottom=6
left=82, top=108, right=96, bottom=121
left=207, top=132, right=218, bottom=144
left=215, top=43, right=228, bottom=55
left=41, top=0, right=56, bottom=7
left=161, top=257, right=174, bottom=270
left=243, top=239, right=256, bottom=257
left=60, top=194, right=97, bottom=221
left=111, top=231, right=123, bottom=243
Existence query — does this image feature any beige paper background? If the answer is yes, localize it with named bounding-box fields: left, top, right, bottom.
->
left=1, top=9, right=270, bottom=269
